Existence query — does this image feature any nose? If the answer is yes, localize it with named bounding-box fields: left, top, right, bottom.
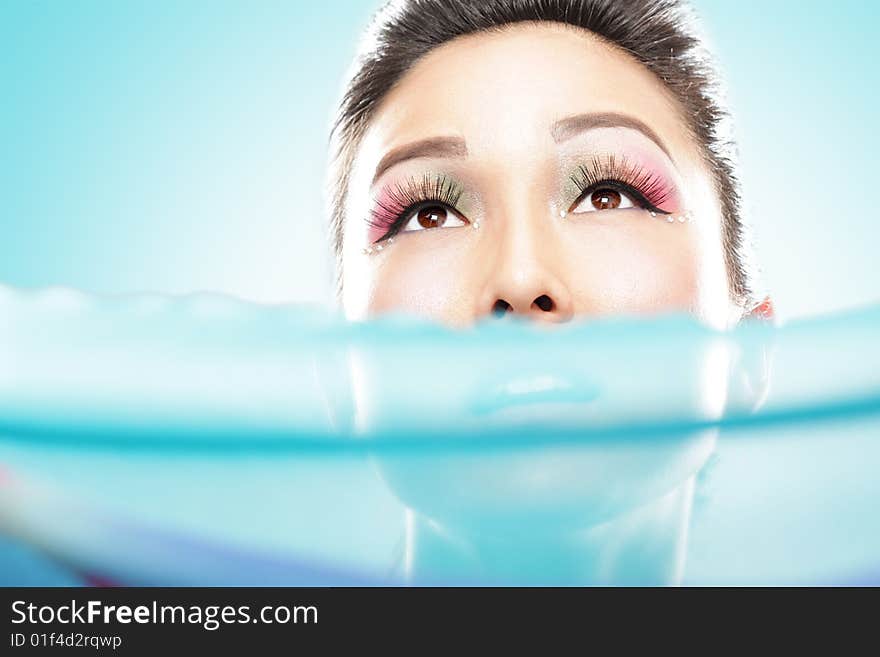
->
left=478, top=212, right=574, bottom=324
left=490, top=290, right=572, bottom=322
left=491, top=294, right=561, bottom=317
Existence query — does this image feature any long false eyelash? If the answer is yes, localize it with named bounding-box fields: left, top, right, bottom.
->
left=368, top=173, right=465, bottom=243
left=570, top=155, right=674, bottom=213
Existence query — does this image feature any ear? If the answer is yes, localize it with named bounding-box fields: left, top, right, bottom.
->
left=744, top=296, right=775, bottom=323
left=727, top=296, right=777, bottom=412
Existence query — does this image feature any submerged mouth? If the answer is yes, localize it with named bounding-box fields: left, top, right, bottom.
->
left=470, top=373, right=601, bottom=419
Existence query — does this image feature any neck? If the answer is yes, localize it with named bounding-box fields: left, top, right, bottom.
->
left=402, top=476, right=696, bottom=585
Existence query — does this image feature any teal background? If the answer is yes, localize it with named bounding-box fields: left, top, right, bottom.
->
left=1, top=0, right=877, bottom=319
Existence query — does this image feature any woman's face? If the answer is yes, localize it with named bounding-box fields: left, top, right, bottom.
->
left=341, top=23, right=740, bottom=329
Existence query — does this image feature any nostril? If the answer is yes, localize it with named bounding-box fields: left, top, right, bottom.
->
left=533, top=294, right=554, bottom=312
left=492, top=299, right=512, bottom=317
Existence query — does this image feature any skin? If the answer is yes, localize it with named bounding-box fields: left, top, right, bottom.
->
left=341, top=22, right=746, bottom=330
left=336, top=23, right=773, bottom=582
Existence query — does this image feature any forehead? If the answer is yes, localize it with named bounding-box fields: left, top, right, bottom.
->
left=358, top=22, right=696, bottom=164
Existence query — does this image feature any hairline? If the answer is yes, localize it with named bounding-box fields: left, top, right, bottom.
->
left=327, top=7, right=756, bottom=308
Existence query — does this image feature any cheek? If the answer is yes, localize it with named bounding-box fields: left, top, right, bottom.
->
left=350, top=214, right=729, bottom=324
left=562, top=222, right=703, bottom=314
left=366, top=241, right=478, bottom=326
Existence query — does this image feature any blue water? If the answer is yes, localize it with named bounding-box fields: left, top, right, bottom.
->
left=1, top=285, right=878, bottom=585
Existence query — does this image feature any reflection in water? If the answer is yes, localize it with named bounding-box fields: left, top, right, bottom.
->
left=0, top=285, right=878, bottom=584
left=351, top=313, right=729, bottom=584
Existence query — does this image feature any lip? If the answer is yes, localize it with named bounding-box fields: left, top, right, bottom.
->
left=470, top=372, right=601, bottom=418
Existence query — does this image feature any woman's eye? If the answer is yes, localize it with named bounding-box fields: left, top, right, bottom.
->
left=571, top=187, right=637, bottom=214
left=401, top=204, right=468, bottom=232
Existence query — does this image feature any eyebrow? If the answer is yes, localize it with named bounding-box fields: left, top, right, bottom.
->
left=551, top=112, right=672, bottom=159
left=372, top=136, right=468, bottom=184
left=371, top=112, right=670, bottom=184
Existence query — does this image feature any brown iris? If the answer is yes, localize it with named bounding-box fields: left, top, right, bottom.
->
left=591, top=189, right=621, bottom=210
left=417, top=205, right=448, bottom=229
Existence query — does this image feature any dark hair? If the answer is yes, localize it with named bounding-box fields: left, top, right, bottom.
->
left=327, top=0, right=761, bottom=308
